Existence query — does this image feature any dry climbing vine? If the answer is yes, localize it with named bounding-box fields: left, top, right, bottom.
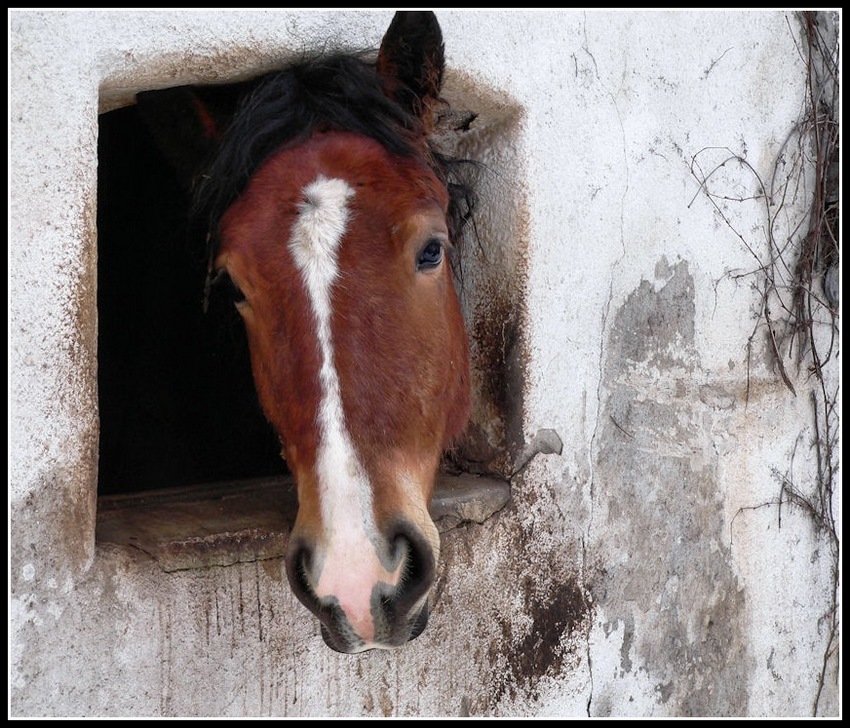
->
left=688, top=11, right=839, bottom=716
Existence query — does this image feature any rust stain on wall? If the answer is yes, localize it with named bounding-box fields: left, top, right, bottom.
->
left=455, top=236, right=530, bottom=480
left=490, top=574, right=591, bottom=704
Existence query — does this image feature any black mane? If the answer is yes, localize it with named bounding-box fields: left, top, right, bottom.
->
left=192, top=52, right=476, bottom=259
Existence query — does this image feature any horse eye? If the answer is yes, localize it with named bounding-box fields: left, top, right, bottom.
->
left=211, top=270, right=246, bottom=305
left=416, top=239, right=444, bottom=271
left=227, top=276, right=246, bottom=305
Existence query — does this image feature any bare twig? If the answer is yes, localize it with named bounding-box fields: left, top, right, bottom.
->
left=691, top=11, right=839, bottom=716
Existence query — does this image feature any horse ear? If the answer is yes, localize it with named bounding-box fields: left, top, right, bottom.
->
left=136, top=84, right=244, bottom=188
left=376, top=10, right=445, bottom=129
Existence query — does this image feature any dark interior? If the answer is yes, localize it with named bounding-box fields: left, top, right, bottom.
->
left=96, top=102, right=286, bottom=495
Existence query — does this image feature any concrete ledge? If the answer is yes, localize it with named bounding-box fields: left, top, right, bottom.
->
left=96, top=473, right=511, bottom=571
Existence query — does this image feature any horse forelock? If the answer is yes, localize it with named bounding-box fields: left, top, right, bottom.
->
left=192, top=53, right=477, bottom=275
left=194, top=55, right=416, bottom=246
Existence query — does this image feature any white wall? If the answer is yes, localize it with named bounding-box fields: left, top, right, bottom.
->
left=9, top=10, right=840, bottom=717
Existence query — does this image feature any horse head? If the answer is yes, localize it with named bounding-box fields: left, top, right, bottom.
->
left=138, top=11, right=472, bottom=653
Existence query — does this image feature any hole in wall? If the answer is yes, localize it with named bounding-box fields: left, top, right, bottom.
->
left=95, top=64, right=526, bottom=569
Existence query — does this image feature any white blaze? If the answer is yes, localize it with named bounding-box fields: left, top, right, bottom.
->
left=289, top=176, right=401, bottom=644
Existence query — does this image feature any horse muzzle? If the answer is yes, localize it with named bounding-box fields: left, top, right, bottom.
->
left=319, top=600, right=430, bottom=654
left=285, top=519, right=438, bottom=653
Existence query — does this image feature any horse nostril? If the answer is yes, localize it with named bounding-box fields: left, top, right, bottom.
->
left=387, top=522, right=436, bottom=620
left=284, top=540, right=318, bottom=613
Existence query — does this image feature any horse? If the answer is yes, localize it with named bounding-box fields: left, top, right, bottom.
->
left=136, top=11, right=476, bottom=653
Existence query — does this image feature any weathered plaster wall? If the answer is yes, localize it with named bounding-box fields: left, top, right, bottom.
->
left=9, top=10, right=840, bottom=717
